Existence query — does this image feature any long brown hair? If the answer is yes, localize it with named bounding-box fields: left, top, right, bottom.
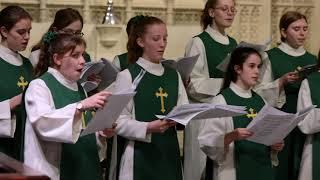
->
left=200, top=0, right=219, bottom=30
left=32, top=8, right=83, bottom=51
left=34, top=33, right=86, bottom=77
left=0, top=5, right=32, bottom=38
left=279, top=11, right=307, bottom=42
left=127, top=16, right=164, bottom=64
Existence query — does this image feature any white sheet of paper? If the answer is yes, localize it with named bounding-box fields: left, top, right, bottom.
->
left=216, top=40, right=271, bottom=72
left=97, top=58, right=120, bottom=91
left=80, top=91, right=135, bottom=136
left=80, top=70, right=145, bottom=136
left=81, top=81, right=99, bottom=92
left=246, top=104, right=315, bottom=146
left=79, top=58, right=120, bottom=92
left=161, top=54, right=200, bottom=81
left=80, top=61, right=105, bottom=81
left=156, top=103, right=247, bottom=126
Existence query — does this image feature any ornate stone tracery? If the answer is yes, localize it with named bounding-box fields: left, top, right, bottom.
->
left=0, top=0, right=318, bottom=58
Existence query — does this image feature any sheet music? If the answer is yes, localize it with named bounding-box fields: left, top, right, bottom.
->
left=79, top=58, right=120, bottom=92
left=161, top=54, right=200, bottom=80
left=246, top=104, right=315, bottom=146
left=80, top=69, right=146, bottom=136
left=216, top=40, right=271, bottom=72
left=80, top=91, right=136, bottom=136
left=156, top=103, right=247, bottom=126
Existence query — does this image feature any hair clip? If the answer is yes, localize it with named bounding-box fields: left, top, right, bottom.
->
left=43, top=31, right=57, bottom=44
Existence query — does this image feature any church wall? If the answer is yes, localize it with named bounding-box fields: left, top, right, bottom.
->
left=1, top=0, right=319, bottom=60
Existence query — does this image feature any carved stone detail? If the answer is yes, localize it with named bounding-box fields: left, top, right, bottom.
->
left=271, top=0, right=314, bottom=48
left=0, top=0, right=317, bottom=53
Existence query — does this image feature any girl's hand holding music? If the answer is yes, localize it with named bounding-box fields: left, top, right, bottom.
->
left=147, top=119, right=176, bottom=133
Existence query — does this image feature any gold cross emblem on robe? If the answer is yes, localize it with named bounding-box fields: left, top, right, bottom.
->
left=155, top=87, right=168, bottom=113
left=17, top=76, right=28, bottom=91
left=246, top=108, right=257, bottom=119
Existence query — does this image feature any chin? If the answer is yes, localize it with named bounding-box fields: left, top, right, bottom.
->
left=15, top=47, right=25, bottom=52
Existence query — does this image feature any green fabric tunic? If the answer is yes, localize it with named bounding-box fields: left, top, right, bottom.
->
left=221, top=88, right=272, bottom=180
left=197, top=31, right=237, bottom=78
left=40, top=72, right=102, bottom=180
left=118, top=52, right=129, bottom=71
left=306, top=72, right=320, bottom=180
left=268, top=47, right=317, bottom=180
left=127, top=63, right=182, bottom=180
left=0, top=56, right=33, bottom=161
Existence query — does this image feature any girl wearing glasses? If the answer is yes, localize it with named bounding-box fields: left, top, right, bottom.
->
left=30, top=8, right=89, bottom=68
left=254, top=11, right=317, bottom=180
left=0, top=5, right=33, bottom=161
left=184, top=0, right=237, bottom=179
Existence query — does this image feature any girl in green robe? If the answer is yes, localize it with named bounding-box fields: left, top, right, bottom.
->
left=113, top=16, right=189, bottom=180
left=24, top=33, right=112, bottom=180
left=198, top=47, right=284, bottom=180
left=297, top=50, right=320, bottom=180
left=255, top=11, right=317, bottom=180
left=0, top=5, right=33, bottom=161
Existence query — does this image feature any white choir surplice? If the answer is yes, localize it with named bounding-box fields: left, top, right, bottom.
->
left=24, top=67, right=83, bottom=180
left=28, top=49, right=40, bottom=68
left=112, top=57, right=189, bottom=180
left=297, top=75, right=320, bottom=180
left=112, top=55, right=121, bottom=71
left=0, top=45, right=24, bottom=137
left=183, top=25, right=230, bottom=180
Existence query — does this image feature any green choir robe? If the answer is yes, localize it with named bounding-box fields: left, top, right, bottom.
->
left=39, top=72, right=102, bottom=180
left=115, top=60, right=184, bottom=180
left=0, top=56, right=33, bottom=161
left=129, top=63, right=181, bottom=180
left=197, top=31, right=237, bottom=78
left=267, top=47, right=317, bottom=180
left=118, top=52, right=129, bottom=71
left=222, top=88, right=273, bottom=180
left=198, top=83, right=274, bottom=180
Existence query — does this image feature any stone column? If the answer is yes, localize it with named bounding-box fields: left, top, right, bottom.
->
left=166, top=0, right=174, bottom=25
left=83, top=0, right=90, bottom=23
left=40, top=0, right=47, bottom=22
left=125, top=0, right=133, bottom=23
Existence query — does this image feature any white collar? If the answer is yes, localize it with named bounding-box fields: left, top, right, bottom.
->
left=48, top=67, right=78, bottom=91
left=278, top=42, right=306, bottom=57
left=136, top=57, right=164, bottom=76
left=205, top=25, right=229, bottom=45
left=229, top=82, right=252, bottom=98
left=0, top=44, right=23, bottom=66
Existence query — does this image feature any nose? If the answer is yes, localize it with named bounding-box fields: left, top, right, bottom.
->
left=79, top=55, right=85, bottom=65
left=227, top=9, right=233, bottom=16
left=254, top=66, right=259, bottom=74
left=25, top=32, right=30, bottom=40
left=160, top=39, right=166, bottom=48
left=299, top=29, right=306, bottom=36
